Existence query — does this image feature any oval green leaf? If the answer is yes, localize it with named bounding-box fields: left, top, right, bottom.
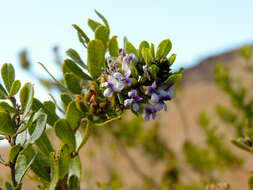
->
left=15, top=152, right=37, bottom=185
left=64, top=73, right=82, bottom=94
left=54, top=119, right=76, bottom=152
left=29, top=111, right=47, bottom=144
left=66, top=101, right=82, bottom=130
left=108, top=36, right=119, bottom=57
left=156, top=39, right=172, bottom=58
left=95, top=25, right=109, bottom=49
left=125, top=41, right=138, bottom=57
left=1, top=63, right=15, bottom=93
left=9, top=80, right=21, bottom=96
left=58, top=144, right=70, bottom=179
left=0, top=111, right=16, bottom=135
left=87, top=39, right=106, bottom=79
left=0, top=102, right=18, bottom=114
left=138, top=41, right=149, bottom=61
left=60, top=93, right=72, bottom=109
left=162, top=74, right=182, bottom=85
left=19, top=83, right=34, bottom=117
left=62, top=59, right=91, bottom=80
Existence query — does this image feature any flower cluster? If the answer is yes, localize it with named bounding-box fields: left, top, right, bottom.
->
left=100, top=48, right=178, bottom=121
left=102, top=50, right=134, bottom=97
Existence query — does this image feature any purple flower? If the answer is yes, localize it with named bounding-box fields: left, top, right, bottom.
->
left=123, top=53, right=135, bottom=65
left=154, top=102, right=167, bottom=112
left=113, top=71, right=132, bottom=85
left=145, top=82, right=174, bottom=112
left=122, top=53, right=135, bottom=72
left=102, top=75, right=125, bottom=97
left=142, top=104, right=157, bottom=121
left=146, top=82, right=174, bottom=103
left=124, top=90, right=143, bottom=112
left=146, top=81, right=158, bottom=94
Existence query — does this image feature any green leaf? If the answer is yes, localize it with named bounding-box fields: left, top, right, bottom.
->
left=49, top=153, right=59, bottom=190
left=142, top=48, right=153, bottom=66
left=62, top=59, right=91, bottom=80
left=162, top=74, right=182, bottom=85
left=0, top=102, right=18, bottom=113
left=87, top=39, right=106, bottom=79
left=72, top=24, right=90, bottom=45
left=125, top=41, right=138, bottom=56
left=31, top=98, right=43, bottom=112
left=156, top=39, right=172, bottom=58
left=148, top=64, right=159, bottom=81
left=108, top=36, right=119, bottom=57
left=22, top=146, right=51, bottom=182
left=31, top=153, right=51, bottom=182
left=0, top=83, right=7, bottom=99
left=1, top=63, right=15, bottom=93
left=60, top=93, right=73, bottom=109
left=9, top=80, right=21, bottom=96
left=95, top=10, right=109, bottom=31
left=168, top=53, right=176, bottom=65
left=42, top=101, right=59, bottom=126
left=28, top=110, right=47, bottom=144
left=175, top=67, right=184, bottom=74
left=69, top=155, right=81, bottom=178
left=0, top=111, right=16, bottom=135
left=5, top=181, right=13, bottom=190
left=150, top=43, right=155, bottom=58
left=68, top=175, right=80, bottom=190
left=77, top=122, right=93, bottom=151
left=54, top=119, right=76, bottom=152
left=66, top=48, right=87, bottom=70
left=58, top=144, right=70, bottom=179
left=66, top=101, right=82, bottom=130
left=15, top=130, right=27, bottom=146
left=138, top=41, right=149, bottom=61
left=232, top=139, right=250, bottom=152
left=8, top=145, right=21, bottom=162
left=64, top=73, right=82, bottom=94
left=129, top=61, right=138, bottom=78
left=15, top=152, right=37, bottom=184
left=19, top=83, right=34, bottom=117
left=95, top=25, right=109, bottom=49
left=35, top=132, right=54, bottom=156
left=88, top=19, right=102, bottom=32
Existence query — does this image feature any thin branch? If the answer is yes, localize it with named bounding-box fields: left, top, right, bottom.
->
left=38, top=62, right=67, bottom=91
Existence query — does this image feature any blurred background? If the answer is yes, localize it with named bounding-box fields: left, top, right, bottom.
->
left=1, top=0, right=253, bottom=189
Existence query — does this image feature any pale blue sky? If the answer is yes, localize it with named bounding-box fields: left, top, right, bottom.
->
left=0, top=0, right=253, bottom=99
